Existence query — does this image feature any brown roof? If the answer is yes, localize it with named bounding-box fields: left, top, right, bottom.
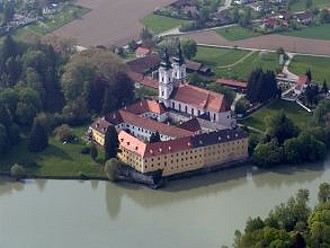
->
left=186, top=61, right=202, bottom=71
left=140, top=77, right=158, bottom=89
left=172, top=84, right=229, bottom=113
left=105, top=110, right=193, bottom=138
left=178, top=118, right=201, bottom=132
left=295, top=75, right=309, bottom=91
left=128, top=71, right=143, bottom=82
left=90, top=118, right=111, bottom=134
left=127, top=54, right=161, bottom=74
left=216, top=78, right=247, bottom=89
left=125, top=99, right=166, bottom=115
left=135, top=47, right=150, bottom=56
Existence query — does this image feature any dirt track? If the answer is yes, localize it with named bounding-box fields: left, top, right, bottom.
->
left=52, top=0, right=175, bottom=46
left=180, top=30, right=330, bottom=56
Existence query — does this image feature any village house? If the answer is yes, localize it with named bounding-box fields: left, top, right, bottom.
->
left=89, top=44, right=248, bottom=177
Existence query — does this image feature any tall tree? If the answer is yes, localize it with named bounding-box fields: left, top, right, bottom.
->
left=104, top=125, right=119, bottom=160
left=28, top=119, right=48, bottom=152
left=181, top=39, right=197, bottom=60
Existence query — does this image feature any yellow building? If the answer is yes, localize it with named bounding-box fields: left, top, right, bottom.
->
left=117, top=128, right=248, bottom=177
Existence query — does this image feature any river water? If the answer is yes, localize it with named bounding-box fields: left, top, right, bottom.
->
left=0, top=156, right=329, bottom=248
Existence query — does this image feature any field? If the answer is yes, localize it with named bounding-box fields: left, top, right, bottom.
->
left=53, top=0, right=176, bottom=46
left=140, top=14, right=188, bottom=34
left=281, top=24, right=330, bottom=41
left=289, top=0, right=330, bottom=12
left=0, top=126, right=104, bottom=178
left=215, top=26, right=260, bottom=41
left=181, top=31, right=330, bottom=56
left=217, top=51, right=280, bottom=80
left=241, top=100, right=312, bottom=131
left=194, top=46, right=250, bottom=67
left=289, top=55, right=330, bottom=84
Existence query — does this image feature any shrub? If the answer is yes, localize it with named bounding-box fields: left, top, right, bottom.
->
left=10, top=164, right=25, bottom=180
left=53, top=124, right=75, bottom=143
left=80, top=146, right=90, bottom=154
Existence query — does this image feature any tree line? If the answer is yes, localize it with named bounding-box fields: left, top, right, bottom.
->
left=0, top=34, right=134, bottom=155
left=233, top=183, right=330, bottom=247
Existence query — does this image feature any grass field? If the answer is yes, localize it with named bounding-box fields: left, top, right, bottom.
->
left=215, top=26, right=260, bottom=41
left=240, top=100, right=312, bottom=131
left=214, top=51, right=282, bottom=80
left=194, top=46, right=250, bottom=67
left=140, top=14, right=188, bottom=34
left=281, top=24, right=330, bottom=41
left=0, top=126, right=104, bottom=178
left=289, top=0, right=330, bottom=12
left=289, top=55, right=330, bottom=84
left=14, top=5, right=90, bottom=38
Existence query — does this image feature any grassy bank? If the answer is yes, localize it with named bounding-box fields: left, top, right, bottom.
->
left=217, top=51, right=281, bottom=80
left=281, top=24, right=330, bottom=41
left=14, top=4, right=90, bottom=38
left=240, top=99, right=312, bottom=131
left=289, top=55, right=330, bottom=84
left=140, top=14, right=188, bottom=34
left=215, top=26, right=260, bottom=41
left=289, top=0, right=330, bottom=12
left=0, top=126, right=104, bottom=178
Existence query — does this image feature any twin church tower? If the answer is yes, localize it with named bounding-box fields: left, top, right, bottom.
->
left=158, top=44, right=186, bottom=107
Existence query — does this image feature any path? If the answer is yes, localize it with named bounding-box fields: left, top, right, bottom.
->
left=218, top=51, right=255, bottom=69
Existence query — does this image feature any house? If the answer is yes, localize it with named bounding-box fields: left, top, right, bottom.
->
left=294, top=75, right=310, bottom=95
left=135, top=47, right=150, bottom=58
left=186, top=61, right=211, bottom=75
left=296, top=11, right=313, bottom=25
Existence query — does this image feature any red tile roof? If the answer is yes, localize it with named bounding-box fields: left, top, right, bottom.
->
left=135, top=47, right=150, bottom=56
left=216, top=78, right=247, bottom=89
left=128, top=71, right=143, bottom=82
left=90, top=118, right=111, bottom=134
left=125, top=99, right=166, bottom=115
left=118, top=130, right=147, bottom=157
left=140, top=77, right=158, bottom=89
left=295, top=75, right=309, bottom=91
left=172, top=84, right=229, bottom=113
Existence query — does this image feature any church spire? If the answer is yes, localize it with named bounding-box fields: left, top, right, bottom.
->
left=174, top=41, right=184, bottom=66
left=160, top=48, right=171, bottom=70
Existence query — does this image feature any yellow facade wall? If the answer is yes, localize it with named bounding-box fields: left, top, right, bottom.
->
left=90, top=128, right=105, bottom=146
left=119, top=137, right=249, bottom=177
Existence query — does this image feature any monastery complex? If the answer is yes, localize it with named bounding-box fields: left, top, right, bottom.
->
left=89, top=45, right=249, bottom=177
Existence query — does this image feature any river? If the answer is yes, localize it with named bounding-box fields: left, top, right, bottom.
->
left=0, top=156, right=329, bottom=248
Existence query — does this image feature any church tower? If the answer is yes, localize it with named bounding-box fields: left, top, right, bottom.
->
left=172, top=42, right=186, bottom=86
left=158, top=49, right=173, bottom=107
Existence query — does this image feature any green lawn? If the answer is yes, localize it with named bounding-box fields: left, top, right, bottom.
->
left=215, top=26, right=260, bottom=41
left=289, top=0, right=330, bottom=12
left=0, top=126, right=105, bottom=178
left=14, top=5, right=90, bottom=38
left=214, top=51, right=282, bottom=80
left=240, top=100, right=312, bottom=131
left=289, top=55, right=330, bottom=84
left=140, top=14, right=188, bottom=34
left=194, top=45, right=250, bottom=67
left=281, top=24, right=330, bottom=41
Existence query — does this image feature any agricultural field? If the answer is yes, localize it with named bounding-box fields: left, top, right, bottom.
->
left=289, top=55, right=330, bottom=84
left=215, top=26, right=260, bottom=41
left=289, top=0, right=330, bottom=12
left=53, top=0, right=176, bottom=46
left=215, top=51, right=281, bottom=80
left=281, top=24, right=330, bottom=41
left=194, top=46, right=250, bottom=67
left=0, top=126, right=104, bottom=178
left=140, top=14, right=188, bottom=34
left=240, top=100, right=312, bottom=131
left=14, top=5, right=90, bottom=38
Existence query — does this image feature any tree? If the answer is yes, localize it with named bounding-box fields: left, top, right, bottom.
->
left=90, top=143, right=98, bottom=161
left=252, top=139, right=284, bottom=167
left=150, top=131, right=161, bottom=143
left=181, top=39, right=197, bottom=60
left=104, top=158, right=119, bottom=182
left=140, top=27, right=153, bottom=42
left=10, top=164, right=25, bottom=180
left=265, top=109, right=299, bottom=145
left=28, top=119, right=48, bottom=152
left=318, top=183, right=330, bottom=203
left=53, top=124, right=75, bottom=143
left=305, top=68, right=312, bottom=82
left=321, top=80, right=328, bottom=94
left=306, top=0, right=313, bottom=9
left=104, top=125, right=119, bottom=160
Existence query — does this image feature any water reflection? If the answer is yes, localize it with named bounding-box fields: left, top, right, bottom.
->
left=105, top=182, right=122, bottom=219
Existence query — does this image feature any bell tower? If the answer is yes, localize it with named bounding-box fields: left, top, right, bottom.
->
left=172, top=41, right=186, bottom=86
left=158, top=49, right=173, bottom=107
